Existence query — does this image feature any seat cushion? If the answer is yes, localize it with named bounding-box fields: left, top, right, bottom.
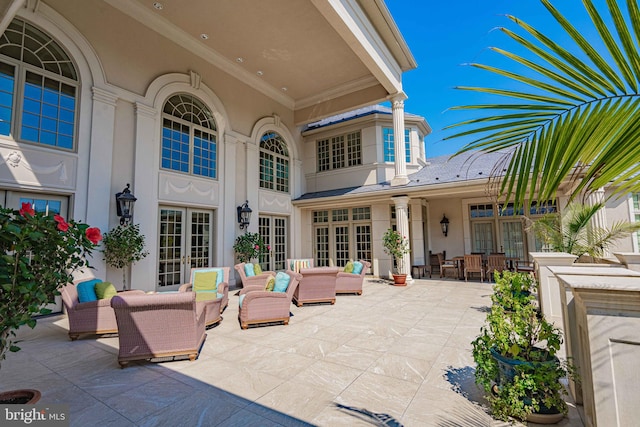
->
left=193, top=271, right=218, bottom=292
left=94, top=281, right=117, bottom=299
left=273, top=272, right=291, bottom=293
left=244, top=263, right=255, bottom=277
left=239, top=294, right=246, bottom=308
left=195, top=290, right=219, bottom=302
left=77, top=279, right=100, bottom=303
left=352, top=261, right=364, bottom=275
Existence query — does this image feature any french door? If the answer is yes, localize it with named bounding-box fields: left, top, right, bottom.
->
left=472, top=222, right=495, bottom=255
left=499, top=220, right=526, bottom=260
left=158, top=207, right=214, bottom=290
left=258, top=215, right=287, bottom=271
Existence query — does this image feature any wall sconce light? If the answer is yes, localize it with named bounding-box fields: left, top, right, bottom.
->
left=237, top=200, right=252, bottom=230
left=115, top=183, right=137, bottom=225
left=440, top=214, right=450, bottom=237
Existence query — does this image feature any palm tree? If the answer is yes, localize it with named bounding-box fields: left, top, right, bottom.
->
left=446, top=0, right=640, bottom=209
left=527, top=202, right=640, bottom=258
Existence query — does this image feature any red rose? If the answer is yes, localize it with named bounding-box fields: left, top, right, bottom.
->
left=85, top=227, right=102, bottom=244
left=54, top=214, right=69, bottom=232
left=19, top=202, right=35, bottom=217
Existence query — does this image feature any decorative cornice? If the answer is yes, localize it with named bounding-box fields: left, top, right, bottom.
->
left=135, top=102, right=158, bottom=119
left=92, top=87, right=118, bottom=107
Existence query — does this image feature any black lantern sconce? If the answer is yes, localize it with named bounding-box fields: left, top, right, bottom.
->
left=440, top=214, right=450, bottom=237
left=237, top=200, right=252, bottom=230
left=115, top=183, right=137, bottom=225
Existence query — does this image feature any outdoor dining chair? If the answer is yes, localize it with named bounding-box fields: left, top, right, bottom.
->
left=464, top=254, right=485, bottom=282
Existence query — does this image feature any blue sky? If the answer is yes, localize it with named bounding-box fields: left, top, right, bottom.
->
left=386, top=1, right=604, bottom=158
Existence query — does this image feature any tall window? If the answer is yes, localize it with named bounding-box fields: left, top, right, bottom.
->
left=383, top=127, right=410, bottom=163
left=0, top=18, right=78, bottom=150
left=161, top=94, right=217, bottom=179
left=317, top=131, right=361, bottom=172
left=260, top=132, right=289, bottom=193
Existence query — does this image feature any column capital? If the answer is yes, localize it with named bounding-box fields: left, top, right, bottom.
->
left=92, top=87, right=118, bottom=106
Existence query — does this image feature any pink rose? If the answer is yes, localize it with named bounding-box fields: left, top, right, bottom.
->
left=85, top=227, right=102, bottom=244
left=54, top=214, right=69, bottom=232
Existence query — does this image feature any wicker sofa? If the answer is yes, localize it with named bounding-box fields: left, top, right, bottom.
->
left=238, top=270, right=301, bottom=329
left=294, top=266, right=339, bottom=306
left=60, top=279, right=144, bottom=340
left=110, top=292, right=207, bottom=367
left=336, top=260, right=371, bottom=295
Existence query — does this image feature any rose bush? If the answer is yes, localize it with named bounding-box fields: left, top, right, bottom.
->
left=233, top=232, right=270, bottom=263
left=0, top=203, right=101, bottom=369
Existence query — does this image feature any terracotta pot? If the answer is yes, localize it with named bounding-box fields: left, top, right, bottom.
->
left=0, top=389, right=41, bottom=404
left=392, top=274, right=407, bottom=286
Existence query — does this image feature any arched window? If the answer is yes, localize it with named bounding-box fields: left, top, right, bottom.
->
left=0, top=18, right=78, bottom=150
left=259, top=132, right=289, bottom=193
left=161, top=93, right=217, bottom=179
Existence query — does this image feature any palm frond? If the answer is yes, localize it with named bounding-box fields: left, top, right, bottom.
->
left=448, top=0, right=640, bottom=209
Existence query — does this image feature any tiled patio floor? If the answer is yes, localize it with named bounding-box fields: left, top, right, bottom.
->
left=1, top=277, right=585, bottom=426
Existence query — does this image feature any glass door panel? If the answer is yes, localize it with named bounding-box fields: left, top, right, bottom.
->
left=501, top=220, right=525, bottom=260
left=188, top=210, right=212, bottom=271
left=258, top=215, right=288, bottom=271
left=314, top=226, right=329, bottom=267
left=158, top=208, right=184, bottom=290
left=472, top=222, right=495, bottom=254
left=334, top=225, right=350, bottom=267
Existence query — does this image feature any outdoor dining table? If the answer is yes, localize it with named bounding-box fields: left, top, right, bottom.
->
left=451, top=256, right=465, bottom=280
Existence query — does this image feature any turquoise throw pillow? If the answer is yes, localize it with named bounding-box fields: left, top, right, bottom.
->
left=244, top=263, right=255, bottom=277
left=273, top=272, right=291, bottom=293
left=352, top=261, right=364, bottom=275
left=77, top=279, right=100, bottom=303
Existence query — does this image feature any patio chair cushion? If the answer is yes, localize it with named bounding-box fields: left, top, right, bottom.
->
left=244, top=263, right=255, bottom=277
left=95, top=282, right=117, bottom=299
left=77, top=279, right=100, bottom=303
left=254, top=263, right=263, bottom=274
left=191, top=268, right=224, bottom=289
left=265, top=275, right=276, bottom=291
left=239, top=294, right=246, bottom=307
left=273, top=271, right=291, bottom=293
left=352, top=261, right=364, bottom=275
left=193, top=271, right=217, bottom=292
left=344, top=261, right=354, bottom=273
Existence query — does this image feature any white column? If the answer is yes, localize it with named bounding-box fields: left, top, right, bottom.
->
left=588, top=187, right=607, bottom=229
left=86, top=87, right=119, bottom=277
left=392, top=195, right=412, bottom=280
left=222, top=133, right=238, bottom=285
left=245, top=141, right=260, bottom=234
left=130, top=102, right=159, bottom=292
left=391, top=95, right=409, bottom=186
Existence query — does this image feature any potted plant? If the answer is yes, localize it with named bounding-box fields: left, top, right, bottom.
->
left=0, top=203, right=101, bottom=402
left=382, top=228, right=410, bottom=285
left=233, top=232, right=270, bottom=263
left=101, top=223, right=149, bottom=290
left=472, top=271, right=577, bottom=423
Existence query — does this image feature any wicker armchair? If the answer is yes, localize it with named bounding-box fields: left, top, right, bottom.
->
left=336, top=260, right=371, bottom=295
left=60, top=280, right=144, bottom=340
left=234, top=263, right=276, bottom=288
left=179, top=267, right=230, bottom=325
left=111, top=292, right=207, bottom=368
left=294, top=266, right=339, bottom=306
left=238, top=271, right=301, bottom=329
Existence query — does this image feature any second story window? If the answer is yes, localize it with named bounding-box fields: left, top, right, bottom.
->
left=383, top=127, right=410, bottom=163
left=260, top=132, right=289, bottom=193
left=317, top=131, right=361, bottom=172
left=161, top=94, right=217, bottom=179
left=0, top=18, right=78, bottom=150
